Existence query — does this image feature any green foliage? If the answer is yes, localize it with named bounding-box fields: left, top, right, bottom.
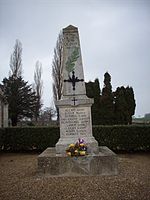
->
left=114, top=87, right=128, bottom=124
left=93, top=125, right=150, bottom=151
left=65, top=47, right=79, bottom=73
left=114, top=86, right=136, bottom=124
left=3, top=127, right=59, bottom=151
left=86, top=72, right=136, bottom=125
left=100, top=72, right=114, bottom=124
left=102, top=72, right=112, bottom=96
left=0, top=128, right=5, bottom=150
left=144, top=113, right=150, bottom=119
left=86, top=78, right=101, bottom=99
left=2, top=76, right=37, bottom=126
left=86, top=73, right=115, bottom=125
left=0, top=126, right=149, bottom=152
left=125, top=86, right=136, bottom=123
left=86, top=79, right=101, bottom=125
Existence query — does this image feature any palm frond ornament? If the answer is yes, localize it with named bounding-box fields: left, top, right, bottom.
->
left=65, top=47, right=79, bottom=73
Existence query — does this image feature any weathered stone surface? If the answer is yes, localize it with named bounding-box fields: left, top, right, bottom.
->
left=56, top=105, right=99, bottom=154
left=55, top=25, right=98, bottom=154
left=0, top=88, right=8, bottom=127
left=3, top=104, right=8, bottom=127
left=38, top=146, right=118, bottom=176
left=61, top=25, right=86, bottom=97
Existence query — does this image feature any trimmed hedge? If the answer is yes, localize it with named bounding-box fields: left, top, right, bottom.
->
left=0, top=125, right=150, bottom=152
left=3, top=127, right=59, bottom=152
left=0, top=128, right=5, bottom=150
left=93, top=125, right=150, bottom=152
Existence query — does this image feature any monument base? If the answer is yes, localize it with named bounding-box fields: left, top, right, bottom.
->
left=37, top=146, right=118, bottom=176
left=56, top=136, right=99, bottom=154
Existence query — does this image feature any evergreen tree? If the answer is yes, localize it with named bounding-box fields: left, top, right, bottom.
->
left=86, top=72, right=136, bottom=125
left=100, top=72, right=114, bottom=124
left=102, top=72, right=112, bottom=96
left=124, top=86, right=136, bottom=124
left=86, top=81, right=95, bottom=98
left=144, top=113, right=150, bottom=119
left=114, top=87, right=128, bottom=124
left=2, top=76, right=37, bottom=126
left=86, top=78, right=101, bottom=125
left=114, top=86, right=136, bottom=124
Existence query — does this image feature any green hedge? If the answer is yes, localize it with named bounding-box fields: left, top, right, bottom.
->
left=0, top=128, right=5, bottom=150
left=3, top=127, right=59, bottom=152
left=93, top=125, right=150, bottom=152
left=0, top=125, right=150, bottom=152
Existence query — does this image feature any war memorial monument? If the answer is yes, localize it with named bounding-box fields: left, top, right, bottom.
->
left=38, top=25, right=118, bottom=176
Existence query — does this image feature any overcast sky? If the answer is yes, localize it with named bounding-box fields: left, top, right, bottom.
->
left=0, top=0, right=150, bottom=117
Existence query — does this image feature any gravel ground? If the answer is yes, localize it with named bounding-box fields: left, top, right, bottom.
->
left=0, top=152, right=150, bottom=200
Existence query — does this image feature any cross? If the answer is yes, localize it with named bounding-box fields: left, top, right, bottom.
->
left=72, top=96, right=78, bottom=106
left=64, top=71, right=84, bottom=91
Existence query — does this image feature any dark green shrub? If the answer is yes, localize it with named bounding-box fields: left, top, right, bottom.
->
left=0, top=128, right=5, bottom=151
left=0, top=125, right=150, bottom=152
left=93, top=125, right=150, bottom=151
left=3, top=127, right=59, bottom=151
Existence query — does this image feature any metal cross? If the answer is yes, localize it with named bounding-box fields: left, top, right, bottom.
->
left=64, top=71, right=84, bottom=91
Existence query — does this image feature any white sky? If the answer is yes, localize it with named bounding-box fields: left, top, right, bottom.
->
left=0, top=0, right=150, bottom=117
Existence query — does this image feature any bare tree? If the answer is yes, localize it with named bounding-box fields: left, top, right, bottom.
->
left=9, top=39, right=22, bottom=78
left=52, top=32, right=63, bottom=120
left=40, top=107, right=56, bottom=124
left=33, top=61, right=43, bottom=121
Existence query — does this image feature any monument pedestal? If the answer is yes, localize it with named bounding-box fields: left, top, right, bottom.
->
left=55, top=97, right=99, bottom=154
left=54, top=25, right=100, bottom=156
left=38, top=146, right=118, bottom=176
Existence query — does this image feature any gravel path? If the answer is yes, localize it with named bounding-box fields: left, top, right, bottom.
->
left=0, top=152, right=150, bottom=200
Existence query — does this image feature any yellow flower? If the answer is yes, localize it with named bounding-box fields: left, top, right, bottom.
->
left=79, top=143, right=84, bottom=147
left=67, top=152, right=71, bottom=156
left=69, top=143, right=75, bottom=147
left=79, top=151, right=86, bottom=156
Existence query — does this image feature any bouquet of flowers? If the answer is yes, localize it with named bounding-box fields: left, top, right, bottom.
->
left=66, top=138, right=87, bottom=156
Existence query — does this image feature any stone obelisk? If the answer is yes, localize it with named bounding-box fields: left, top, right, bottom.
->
left=56, top=25, right=98, bottom=154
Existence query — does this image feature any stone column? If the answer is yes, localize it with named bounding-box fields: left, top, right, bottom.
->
left=3, top=104, right=8, bottom=127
